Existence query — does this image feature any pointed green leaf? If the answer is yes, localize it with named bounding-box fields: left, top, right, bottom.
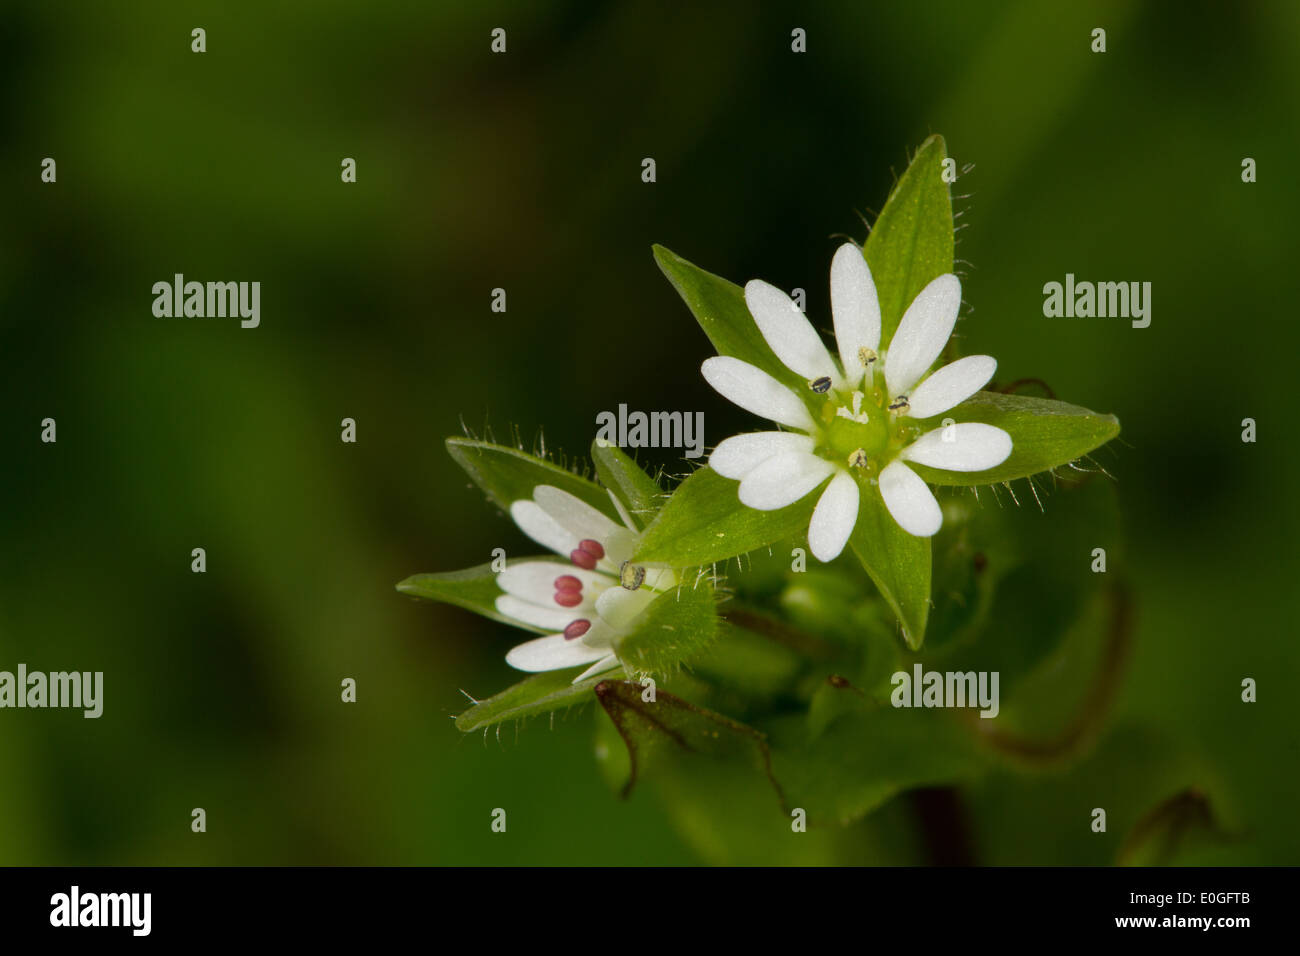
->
left=849, top=491, right=931, bottom=650
left=652, top=245, right=804, bottom=393
left=615, top=579, right=719, bottom=678
left=455, top=668, right=612, bottom=732
left=633, top=466, right=817, bottom=566
left=396, top=562, right=512, bottom=628
left=396, top=558, right=566, bottom=634
left=865, top=134, right=955, bottom=342
left=446, top=437, right=617, bottom=520
left=909, top=392, right=1120, bottom=486
left=590, top=439, right=663, bottom=531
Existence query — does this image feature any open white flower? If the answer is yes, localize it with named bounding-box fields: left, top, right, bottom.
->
left=704, top=243, right=1012, bottom=561
left=495, top=485, right=676, bottom=682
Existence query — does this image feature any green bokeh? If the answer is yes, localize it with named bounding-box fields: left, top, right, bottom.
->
left=1, top=0, right=1295, bottom=864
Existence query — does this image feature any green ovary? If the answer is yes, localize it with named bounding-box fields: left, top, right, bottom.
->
left=822, top=405, right=888, bottom=463
left=815, top=388, right=926, bottom=473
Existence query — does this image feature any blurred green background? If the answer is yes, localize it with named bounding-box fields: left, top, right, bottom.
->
left=1, top=0, right=1296, bottom=864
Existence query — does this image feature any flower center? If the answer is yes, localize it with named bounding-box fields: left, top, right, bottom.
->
left=811, top=385, right=928, bottom=476
left=821, top=389, right=888, bottom=464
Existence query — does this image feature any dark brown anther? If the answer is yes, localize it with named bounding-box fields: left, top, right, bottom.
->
left=619, top=561, right=646, bottom=591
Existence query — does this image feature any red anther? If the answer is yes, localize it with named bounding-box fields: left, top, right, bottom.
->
left=569, top=549, right=597, bottom=570
left=563, top=619, right=591, bottom=640
left=554, top=575, right=583, bottom=592
left=577, top=538, right=605, bottom=559
left=553, top=590, right=582, bottom=608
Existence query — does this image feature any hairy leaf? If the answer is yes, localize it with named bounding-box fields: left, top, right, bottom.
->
left=455, top=668, right=612, bottom=732
left=591, top=439, right=663, bottom=531
left=634, top=466, right=816, bottom=566
left=910, top=392, right=1120, bottom=486
left=446, top=437, right=617, bottom=519
left=865, top=134, right=955, bottom=342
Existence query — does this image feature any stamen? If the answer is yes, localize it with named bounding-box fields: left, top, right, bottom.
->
left=858, top=347, right=878, bottom=366
left=809, top=376, right=832, bottom=394
left=554, top=590, right=582, bottom=608
left=578, top=538, right=605, bottom=559
left=569, top=549, right=598, bottom=570
left=619, top=561, right=646, bottom=591
left=563, top=619, right=591, bottom=640
left=848, top=449, right=868, bottom=469
left=889, top=395, right=910, bottom=412
left=554, top=575, right=582, bottom=592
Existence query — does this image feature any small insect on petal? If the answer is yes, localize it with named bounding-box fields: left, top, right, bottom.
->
left=809, top=376, right=833, bottom=394
left=563, top=619, right=592, bottom=640
left=619, top=561, right=646, bottom=591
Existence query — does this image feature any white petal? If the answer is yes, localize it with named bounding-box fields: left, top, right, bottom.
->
left=830, top=244, right=881, bottom=384
left=509, top=500, right=577, bottom=557
left=737, top=450, right=835, bottom=510
left=641, top=567, right=677, bottom=590
left=878, top=460, right=942, bottom=537
left=595, top=586, right=657, bottom=631
left=900, top=423, right=1012, bottom=472
left=572, top=654, right=621, bottom=683
left=534, top=485, right=622, bottom=545
left=701, top=356, right=815, bottom=430
left=885, top=274, right=962, bottom=396
left=709, top=430, right=816, bottom=479
left=497, top=561, right=606, bottom=606
left=906, top=355, right=997, bottom=419
left=600, top=527, right=638, bottom=570
left=744, top=279, right=838, bottom=381
left=505, top=634, right=610, bottom=673
left=808, top=470, right=859, bottom=562
left=495, top=594, right=581, bottom=632
left=608, top=487, right=638, bottom=532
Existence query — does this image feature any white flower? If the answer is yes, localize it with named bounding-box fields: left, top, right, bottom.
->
left=703, top=243, right=1012, bottom=561
left=494, top=485, right=676, bottom=682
